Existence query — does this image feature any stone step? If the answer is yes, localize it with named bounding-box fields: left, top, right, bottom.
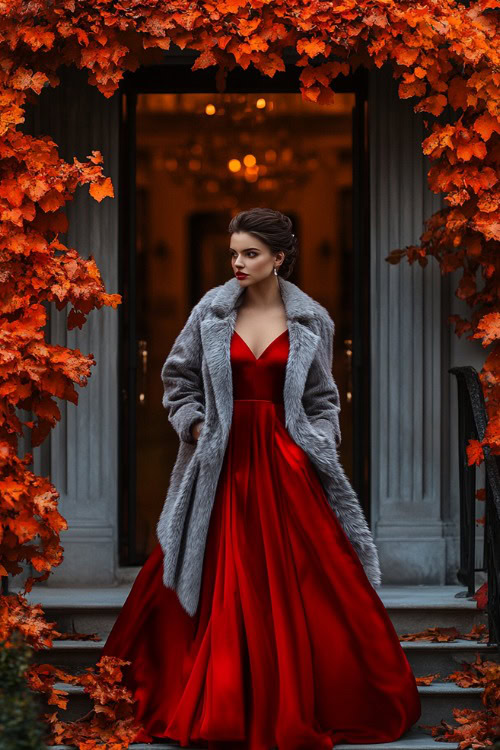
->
left=35, top=679, right=485, bottom=728
left=378, top=586, right=488, bottom=634
left=398, top=638, right=498, bottom=676
left=12, top=584, right=490, bottom=638
left=47, top=726, right=459, bottom=749
left=33, top=639, right=103, bottom=671
left=32, top=636, right=499, bottom=677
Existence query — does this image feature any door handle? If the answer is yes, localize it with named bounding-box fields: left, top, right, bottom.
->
left=138, top=339, right=148, bottom=405
left=344, top=338, right=352, bottom=403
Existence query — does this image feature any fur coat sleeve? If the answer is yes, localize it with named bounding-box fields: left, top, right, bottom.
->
left=302, top=316, right=342, bottom=449
left=160, top=302, right=207, bottom=445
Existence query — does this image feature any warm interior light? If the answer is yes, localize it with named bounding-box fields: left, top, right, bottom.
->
left=245, top=170, right=259, bottom=183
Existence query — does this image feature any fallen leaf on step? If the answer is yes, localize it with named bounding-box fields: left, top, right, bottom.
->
left=399, top=626, right=461, bottom=641
left=415, top=673, right=441, bottom=685
left=53, top=631, right=102, bottom=641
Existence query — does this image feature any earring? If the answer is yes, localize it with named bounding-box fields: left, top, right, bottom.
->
left=273, top=266, right=278, bottom=276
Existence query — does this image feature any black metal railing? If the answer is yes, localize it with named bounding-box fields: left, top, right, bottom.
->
left=449, top=365, right=500, bottom=651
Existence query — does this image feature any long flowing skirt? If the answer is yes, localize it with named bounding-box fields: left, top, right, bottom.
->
left=102, top=399, right=421, bottom=749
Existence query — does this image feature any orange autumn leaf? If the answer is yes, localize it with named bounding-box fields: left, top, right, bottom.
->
left=472, top=211, right=500, bottom=241
left=67, top=309, right=87, bottom=329
left=296, top=38, right=327, bottom=58
left=456, top=137, right=488, bottom=162
left=473, top=111, right=500, bottom=141
left=416, top=673, right=440, bottom=685
left=448, top=654, right=499, bottom=689
left=38, top=189, right=67, bottom=212
left=398, top=626, right=461, bottom=642
left=398, top=80, right=427, bottom=99
left=255, top=52, right=286, bottom=79
left=89, top=176, right=114, bottom=202
left=466, top=439, right=484, bottom=466
left=473, top=582, right=488, bottom=610
left=236, top=17, right=262, bottom=37
left=456, top=269, right=477, bottom=300
left=0, top=178, right=25, bottom=207
left=10, top=67, right=49, bottom=94
left=393, top=45, right=420, bottom=67
left=54, top=630, right=102, bottom=641
left=32, top=395, right=61, bottom=423
left=415, top=93, right=448, bottom=116
left=462, top=623, right=489, bottom=640
left=20, top=27, right=56, bottom=52
left=472, top=312, right=500, bottom=346
left=447, top=75, right=469, bottom=111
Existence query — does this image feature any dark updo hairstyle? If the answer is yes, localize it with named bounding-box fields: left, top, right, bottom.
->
left=227, top=207, right=298, bottom=280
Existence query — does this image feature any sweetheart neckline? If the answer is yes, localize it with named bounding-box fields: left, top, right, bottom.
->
left=233, top=329, right=288, bottom=361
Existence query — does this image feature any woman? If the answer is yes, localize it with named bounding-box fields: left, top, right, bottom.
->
left=101, top=208, right=421, bottom=749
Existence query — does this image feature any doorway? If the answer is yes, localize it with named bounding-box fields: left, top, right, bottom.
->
left=118, top=52, right=370, bottom=565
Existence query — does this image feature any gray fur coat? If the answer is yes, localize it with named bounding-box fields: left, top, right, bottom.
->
left=157, top=276, right=381, bottom=616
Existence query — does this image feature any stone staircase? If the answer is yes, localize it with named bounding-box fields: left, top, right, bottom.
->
left=12, top=583, right=497, bottom=749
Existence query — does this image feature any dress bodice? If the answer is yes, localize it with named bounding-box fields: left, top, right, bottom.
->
left=231, top=329, right=288, bottom=403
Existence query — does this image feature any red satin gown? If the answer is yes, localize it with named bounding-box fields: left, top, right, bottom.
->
left=101, top=328, right=421, bottom=749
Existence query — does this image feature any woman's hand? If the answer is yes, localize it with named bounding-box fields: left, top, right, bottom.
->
left=191, top=420, right=204, bottom=441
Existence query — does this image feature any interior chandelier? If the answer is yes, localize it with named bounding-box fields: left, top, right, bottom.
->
left=142, top=93, right=338, bottom=203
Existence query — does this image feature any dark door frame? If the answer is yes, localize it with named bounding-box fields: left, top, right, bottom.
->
left=117, top=47, right=371, bottom=565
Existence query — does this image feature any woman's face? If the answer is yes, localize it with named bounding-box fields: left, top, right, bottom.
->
left=229, top=231, right=284, bottom=285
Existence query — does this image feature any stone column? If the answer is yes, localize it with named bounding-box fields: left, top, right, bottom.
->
left=27, top=67, right=120, bottom=585
left=368, top=64, right=449, bottom=584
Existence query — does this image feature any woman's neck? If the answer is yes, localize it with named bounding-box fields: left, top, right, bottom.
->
left=241, top=276, right=282, bottom=310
